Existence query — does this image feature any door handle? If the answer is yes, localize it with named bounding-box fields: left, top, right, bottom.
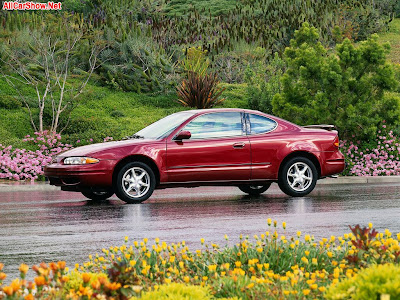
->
left=233, top=142, right=245, bottom=149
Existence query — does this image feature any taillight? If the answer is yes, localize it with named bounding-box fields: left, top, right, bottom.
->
left=333, top=136, right=339, bottom=148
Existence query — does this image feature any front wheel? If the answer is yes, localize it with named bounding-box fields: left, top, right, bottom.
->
left=278, top=157, right=317, bottom=197
left=238, top=183, right=271, bottom=195
left=81, top=189, right=114, bottom=201
left=114, top=162, right=156, bottom=204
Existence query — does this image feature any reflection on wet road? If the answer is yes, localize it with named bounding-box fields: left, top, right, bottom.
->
left=1, top=182, right=400, bottom=280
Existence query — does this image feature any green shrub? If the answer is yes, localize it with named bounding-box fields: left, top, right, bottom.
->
left=132, top=283, right=213, bottom=300
left=272, top=23, right=399, bottom=141
left=110, top=110, right=125, bottom=118
left=176, top=72, right=225, bottom=108
left=0, top=95, right=22, bottom=109
left=245, top=52, right=285, bottom=114
left=325, top=264, right=400, bottom=300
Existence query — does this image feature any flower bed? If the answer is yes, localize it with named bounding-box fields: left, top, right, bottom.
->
left=341, top=124, right=400, bottom=176
left=0, top=221, right=399, bottom=299
left=0, top=131, right=72, bottom=181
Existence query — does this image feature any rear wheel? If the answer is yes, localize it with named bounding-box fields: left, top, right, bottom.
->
left=238, top=183, right=271, bottom=195
left=81, top=189, right=114, bottom=201
left=115, top=162, right=156, bottom=204
left=278, top=157, right=317, bottom=197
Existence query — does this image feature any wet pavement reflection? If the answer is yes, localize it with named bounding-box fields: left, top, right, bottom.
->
left=1, top=182, right=400, bottom=280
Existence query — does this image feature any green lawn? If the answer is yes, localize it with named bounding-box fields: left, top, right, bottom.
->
left=0, top=77, right=248, bottom=147
left=377, top=18, right=400, bottom=64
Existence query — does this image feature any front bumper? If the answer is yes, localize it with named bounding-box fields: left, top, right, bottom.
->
left=44, top=160, right=115, bottom=188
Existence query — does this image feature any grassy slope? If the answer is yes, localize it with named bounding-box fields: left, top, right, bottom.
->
left=377, top=18, right=400, bottom=64
left=163, top=0, right=237, bottom=16
left=0, top=76, right=247, bottom=147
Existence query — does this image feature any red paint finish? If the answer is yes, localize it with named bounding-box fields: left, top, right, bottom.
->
left=44, top=108, right=345, bottom=194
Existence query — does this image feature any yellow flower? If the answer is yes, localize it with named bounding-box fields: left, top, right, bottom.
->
left=170, top=256, right=175, bottom=263
left=24, top=294, right=34, bottom=300
left=19, top=263, right=29, bottom=274
left=208, top=264, right=217, bottom=272
left=202, top=276, right=208, bottom=281
left=319, top=286, right=326, bottom=292
left=130, top=260, right=137, bottom=267
left=267, top=218, right=272, bottom=226
left=305, top=250, right=310, bottom=256
left=327, top=251, right=333, bottom=258
left=34, top=276, right=46, bottom=286
left=235, top=261, right=242, bottom=268
left=2, top=286, right=14, bottom=296
left=297, top=231, right=301, bottom=237
left=303, top=289, right=311, bottom=295
left=368, top=222, right=373, bottom=229
left=0, top=272, right=7, bottom=280
left=124, top=236, right=129, bottom=243
left=200, top=238, right=205, bottom=244
left=282, top=222, right=286, bottom=229
left=82, top=273, right=91, bottom=283
left=246, top=283, right=255, bottom=289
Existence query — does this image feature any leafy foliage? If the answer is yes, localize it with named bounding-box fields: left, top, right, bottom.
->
left=132, top=283, right=214, bottom=300
left=245, top=52, right=285, bottom=114
left=177, top=72, right=225, bottom=108
left=99, top=28, right=176, bottom=93
left=272, top=23, right=399, bottom=141
left=325, top=264, right=400, bottom=300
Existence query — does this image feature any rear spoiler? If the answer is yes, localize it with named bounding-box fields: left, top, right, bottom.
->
left=303, top=124, right=335, bottom=131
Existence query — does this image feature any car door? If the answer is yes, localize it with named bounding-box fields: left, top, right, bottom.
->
left=166, top=111, right=251, bottom=182
left=245, top=113, right=280, bottom=180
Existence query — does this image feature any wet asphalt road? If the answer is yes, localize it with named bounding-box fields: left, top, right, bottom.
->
left=1, top=182, right=400, bottom=280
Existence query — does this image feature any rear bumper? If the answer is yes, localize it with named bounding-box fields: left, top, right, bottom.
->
left=44, top=160, right=115, bottom=188
left=321, top=150, right=346, bottom=176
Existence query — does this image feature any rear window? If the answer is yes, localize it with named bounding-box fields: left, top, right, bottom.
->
left=248, top=114, right=277, bottom=134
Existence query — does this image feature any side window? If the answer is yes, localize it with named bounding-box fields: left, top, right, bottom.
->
left=248, top=114, right=277, bottom=134
left=183, top=112, right=243, bottom=139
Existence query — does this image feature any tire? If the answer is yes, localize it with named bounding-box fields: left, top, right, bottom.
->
left=238, top=183, right=271, bottom=195
left=81, top=189, right=114, bottom=201
left=278, top=157, right=317, bottom=197
left=114, top=162, right=156, bottom=204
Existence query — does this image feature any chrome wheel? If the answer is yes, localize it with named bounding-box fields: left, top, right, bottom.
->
left=122, top=167, right=150, bottom=198
left=287, top=162, right=313, bottom=192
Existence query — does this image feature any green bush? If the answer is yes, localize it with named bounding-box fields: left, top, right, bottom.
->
left=325, top=264, right=400, bottom=300
left=245, top=52, right=285, bottom=114
left=0, top=95, right=22, bottom=109
left=272, top=23, right=399, bottom=141
left=132, top=283, right=213, bottom=300
left=99, top=28, right=176, bottom=93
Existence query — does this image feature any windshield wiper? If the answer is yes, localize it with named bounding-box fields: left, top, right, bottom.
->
left=122, top=134, right=145, bottom=140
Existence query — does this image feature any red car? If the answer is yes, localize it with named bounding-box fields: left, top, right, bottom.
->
left=44, top=109, right=345, bottom=203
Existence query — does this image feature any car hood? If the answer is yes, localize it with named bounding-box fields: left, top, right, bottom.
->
left=58, top=139, right=157, bottom=158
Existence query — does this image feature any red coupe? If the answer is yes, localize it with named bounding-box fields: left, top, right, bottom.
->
left=44, top=109, right=345, bottom=203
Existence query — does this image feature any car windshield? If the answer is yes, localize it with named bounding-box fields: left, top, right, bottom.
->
left=135, top=111, right=196, bottom=139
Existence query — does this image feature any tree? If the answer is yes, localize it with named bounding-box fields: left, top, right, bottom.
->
left=1, top=14, right=107, bottom=134
left=272, top=23, right=399, bottom=140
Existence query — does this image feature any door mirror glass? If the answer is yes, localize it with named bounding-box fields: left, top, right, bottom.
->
left=175, top=130, right=191, bottom=140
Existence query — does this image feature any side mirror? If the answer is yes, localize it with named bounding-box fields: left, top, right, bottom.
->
left=174, top=130, right=191, bottom=141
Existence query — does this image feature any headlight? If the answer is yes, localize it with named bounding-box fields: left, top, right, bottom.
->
left=63, top=157, right=99, bottom=165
